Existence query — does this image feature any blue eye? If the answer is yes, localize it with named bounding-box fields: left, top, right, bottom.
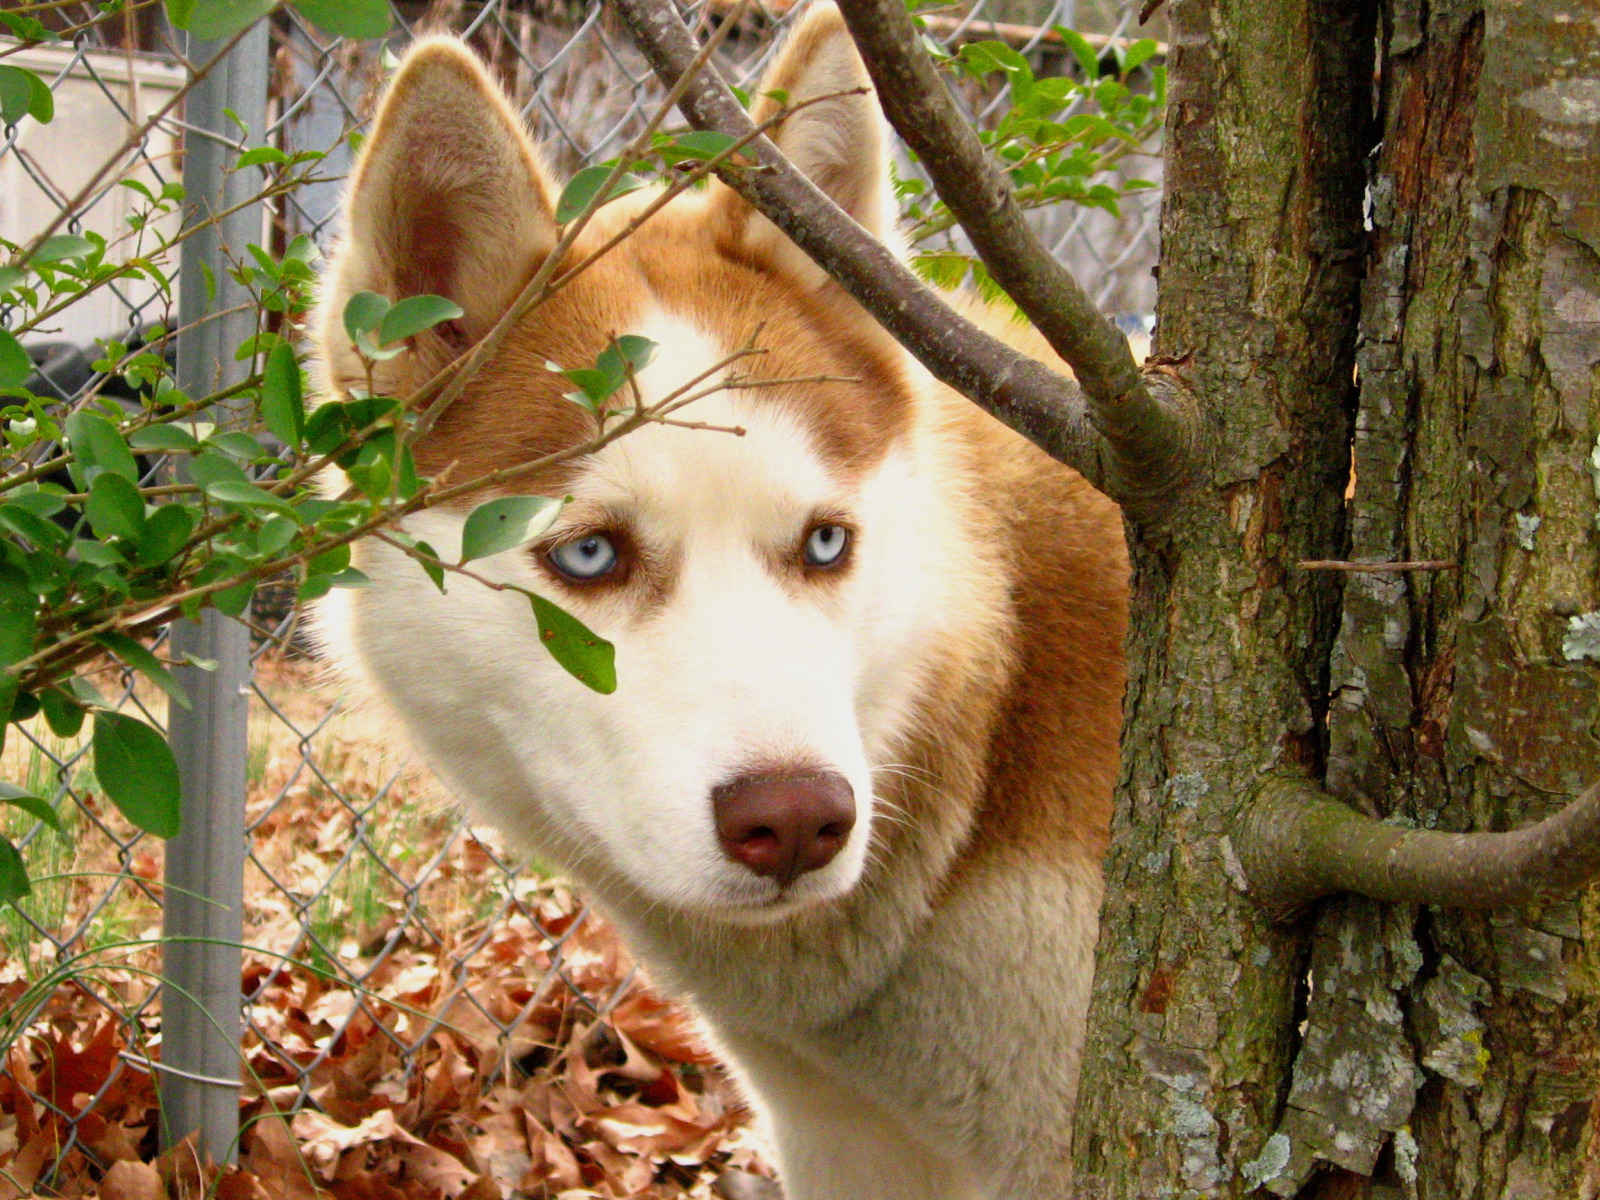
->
left=549, top=535, right=619, bottom=580
left=804, top=524, right=850, bottom=568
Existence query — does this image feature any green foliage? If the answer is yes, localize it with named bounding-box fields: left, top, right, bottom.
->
left=0, top=65, right=53, bottom=127
left=165, top=0, right=391, bottom=43
left=91, top=712, right=180, bottom=838
left=899, top=27, right=1166, bottom=287
left=0, top=127, right=651, bottom=894
left=529, top=594, right=617, bottom=695
left=293, top=0, right=391, bottom=39
left=548, top=335, right=658, bottom=413
left=556, top=166, right=650, bottom=224
left=459, top=496, right=565, bottom=564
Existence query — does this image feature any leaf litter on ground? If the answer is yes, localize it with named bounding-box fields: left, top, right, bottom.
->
left=0, top=657, right=776, bottom=1199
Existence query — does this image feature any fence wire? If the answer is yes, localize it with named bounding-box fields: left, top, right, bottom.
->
left=0, top=0, right=1161, bottom=1193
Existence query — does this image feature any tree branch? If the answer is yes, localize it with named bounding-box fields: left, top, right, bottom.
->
left=832, top=0, right=1190, bottom=513
left=611, top=0, right=1195, bottom=523
left=1235, top=774, right=1600, bottom=922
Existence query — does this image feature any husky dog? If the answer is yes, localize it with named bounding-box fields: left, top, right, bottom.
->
left=313, top=6, right=1127, bottom=1196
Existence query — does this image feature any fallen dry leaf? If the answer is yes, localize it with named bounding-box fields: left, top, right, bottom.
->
left=4, top=658, right=774, bottom=1200
left=99, top=1159, right=166, bottom=1200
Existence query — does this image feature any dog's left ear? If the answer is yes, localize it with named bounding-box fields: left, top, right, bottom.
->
left=721, top=3, right=896, bottom=288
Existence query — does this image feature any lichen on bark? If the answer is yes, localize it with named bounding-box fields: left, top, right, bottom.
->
left=1072, top=1, right=1372, bottom=1195
left=1268, top=0, right=1600, bottom=1194
left=1077, top=0, right=1600, bottom=1195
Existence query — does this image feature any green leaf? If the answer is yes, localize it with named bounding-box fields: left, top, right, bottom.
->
left=459, top=495, right=563, bottom=563
left=549, top=335, right=658, bottom=411
left=306, top=544, right=350, bottom=575
left=187, top=450, right=251, bottom=489
left=9, top=492, right=63, bottom=520
left=1122, top=38, right=1160, bottom=73
left=68, top=676, right=107, bottom=708
left=22, top=69, right=53, bottom=125
left=596, top=335, right=657, bottom=387
left=303, top=403, right=350, bottom=456
left=0, top=329, right=31, bottom=389
left=294, top=0, right=391, bottom=38
left=74, top=539, right=125, bottom=568
left=413, top=539, right=446, bottom=593
left=555, top=166, right=649, bottom=224
left=0, top=66, right=37, bottom=127
left=674, top=130, right=738, bottom=158
left=529, top=593, right=616, bottom=694
left=395, top=446, right=420, bottom=500
left=203, top=479, right=299, bottom=518
left=91, top=711, right=181, bottom=838
left=0, top=504, right=64, bottom=550
left=128, top=423, right=201, bottom=452
left=95, top=632, right=190, bottom=711
left=255, top=513, right=298, bottom=556
left=29, top=234, right=96, bottom=265
left=137, top=503, right=197, bottom=567
left=555, top=366, right=611, bottom=411
left=0, top=783, right=61, bottom=833
left=39, top=687, right=84, bottom=738
left=64, top=411, right=139, bottom=485
left=164, top=0, right=274, bottom=42
left=377, top=295, right=463, bottom=347
left=0, top=836, right=26, bottom=904
left=657, top=129, right=740, bottom=165
left=297, top=573, right=332, bottom=603
left=342, top=290, right=390, bottom=343
left=0, top=574, right=37, bottom=672
left=234, top=145, right=287, bottom=168
left=207, top=431, right=268, bottom=460
left=260, top=342, right=304, bottom=445
left=212, top=577, right=255, bottom=618
left=1056, top=27, right=1103, bottom=80
left=85, top=472, right=146, bottom=541
left=0, top=11, right=57, bottom=42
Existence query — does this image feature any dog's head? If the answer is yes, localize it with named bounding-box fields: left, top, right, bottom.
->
left=314, top=5, right=995, bottom=922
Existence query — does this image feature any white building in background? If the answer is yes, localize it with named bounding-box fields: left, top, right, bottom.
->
left=0, top=40, right=184, bottom=349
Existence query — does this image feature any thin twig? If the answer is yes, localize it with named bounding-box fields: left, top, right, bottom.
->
left=1297, top=560, right=1458, bottom=572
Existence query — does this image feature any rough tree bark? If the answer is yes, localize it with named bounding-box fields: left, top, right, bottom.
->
left=1075, top=0, right=1600, bottom=1196
left=619, top=0, right=1600, bottom=1192
left=1070, top=0, right=1372, bottom=1192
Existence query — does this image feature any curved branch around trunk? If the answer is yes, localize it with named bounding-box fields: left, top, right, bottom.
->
left=1236, top=774, right=1600, bottom=922
left=832, top=0, right=1190, bottom=518
left=611, top=0, right=1195, bottom=523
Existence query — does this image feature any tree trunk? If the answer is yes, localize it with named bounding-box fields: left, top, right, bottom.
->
left=1075, top=0, right=1600, bottom=1195
left=1072, top=0, right=1374, bottom=1192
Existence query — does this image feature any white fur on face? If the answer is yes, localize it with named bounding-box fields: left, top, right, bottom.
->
left=322, top=310, right=942, bottom=922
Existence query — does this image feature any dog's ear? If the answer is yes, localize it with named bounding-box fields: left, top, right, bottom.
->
left=724, top=3, right=896, bottom=288
left=318, top=38, right=557, bottom=385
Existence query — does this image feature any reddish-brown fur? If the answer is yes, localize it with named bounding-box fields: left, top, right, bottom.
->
left=315, top=10, right=1127, bottom=1189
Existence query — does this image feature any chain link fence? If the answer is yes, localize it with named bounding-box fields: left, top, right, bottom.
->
left=1, top=1, right=1162, bottom=1194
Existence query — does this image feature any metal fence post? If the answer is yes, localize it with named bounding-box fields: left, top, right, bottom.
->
left=159, top=20, right=271, bottom=1163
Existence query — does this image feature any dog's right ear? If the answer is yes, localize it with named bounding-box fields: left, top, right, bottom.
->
left=319, top=38, right=557, bottom=381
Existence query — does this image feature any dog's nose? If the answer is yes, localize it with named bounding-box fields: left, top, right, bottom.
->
left=712, top=771, right=856, bottom=885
